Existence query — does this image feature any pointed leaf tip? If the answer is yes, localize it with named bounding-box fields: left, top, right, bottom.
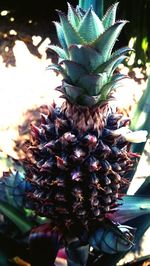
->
left=93, top=20, right=128, bottom=61
left=67, top=2, right=80, bottom=29
left=78, top=7, right=104, bottom=42
left=58, top=9, right=84, bottom=46
left=102, top=2, right=120, bottom=29
left=53, top=21, right=68, bottom=52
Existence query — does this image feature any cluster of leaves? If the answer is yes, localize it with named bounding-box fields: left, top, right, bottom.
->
left=118, top=0, right=150, bottom=66
left=79, top=0, right=150, bottom=66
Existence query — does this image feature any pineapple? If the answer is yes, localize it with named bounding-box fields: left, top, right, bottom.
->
left=26, top=2, right=141, bottom=238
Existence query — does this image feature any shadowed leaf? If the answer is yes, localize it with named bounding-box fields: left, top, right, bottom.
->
left=0, top=200, right=35, bottom=233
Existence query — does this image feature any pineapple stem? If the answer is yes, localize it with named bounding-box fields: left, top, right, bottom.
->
left=79, top=0, right=104, bottom=19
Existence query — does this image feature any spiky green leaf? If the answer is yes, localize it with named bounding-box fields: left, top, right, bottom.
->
left=95, top=47, right=131, bottom=74
left=102, top=2, right=119, bottom=29
left=62, top=60, right=87, bottom=83
left=93, top=21, right=128, bottom=61
left=113, top=46, right=133, bottom=57
left=53, top=22, right=68, bottom=52
left=76, top=5, right=86, bottom=19
left=78, top=7, right=104, bottom=42
left=98, top=75, right=126, bottom=102
left=47, top=64, right=67, bottom=78
left=57, top=10, right=85, bottom=46
left=97, top=82, right=114, bottom=102
left=97, top=55, right=127, bottom=76
left=110, top=55, right=127, bottom=75
left=48, top=45, right=68, bottom=60
left=111, top=73, right=128, bottom=83
left=67, top=3, right=80, bottom=29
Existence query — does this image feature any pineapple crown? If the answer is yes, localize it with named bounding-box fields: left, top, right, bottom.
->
left=48, top=2, right=132, bottom=107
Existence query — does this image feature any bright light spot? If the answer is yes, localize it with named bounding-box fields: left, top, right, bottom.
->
left=112, top=78, right=138, bottom=112
left=4, top=46, right=9, bottom=52
left=137, top=59, right=142, bottom=65
left=9, top=29, right=17, bottom=35
left=117, top=64, right=129, bottom=75
left=128, top=37, right=137, bottom=49
left=133, top=67, right=145, bottom=78
left=90, top=246, right=93, bottom=252
left=127, top=51, right=136, bottom=66
left=3, top=33, right=8, bottom=38
left=124, top=130, right=148, bottom=143
left=28, top=20, right=32, bottom=24
left=10, top=17, right=15, bottom=22
left=32, top=35, right=42, bottom=46
left=0, top=40, right=63, bottom=160
left=38, top=37, right=51, bottom=57
left=127, top=37, right=137, bottom=66
left=0, top=10, right=9, bottom=16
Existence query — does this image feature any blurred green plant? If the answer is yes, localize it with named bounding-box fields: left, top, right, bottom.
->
left=130, top=76, right=150, bottom=154
left=118, top=0, right=150, bottom=66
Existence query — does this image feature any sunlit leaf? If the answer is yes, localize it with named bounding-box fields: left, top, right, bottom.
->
left=57, top=10, right=85, bottom=46
left=92, top=21, right=127, bottom=61
left=48, top=45, right=68, bottom=60
left=67, top=3, right=80, bottom=29
left=78, top=7, right=104, bottom=42
left=53, top=22, right=68, bottom=52
left=102, top=2, right=119, bottom=29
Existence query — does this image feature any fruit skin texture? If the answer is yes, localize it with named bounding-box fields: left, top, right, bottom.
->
left=25, top=3, right=137, bottom=238
left=26, top=103, right=135, bottom=235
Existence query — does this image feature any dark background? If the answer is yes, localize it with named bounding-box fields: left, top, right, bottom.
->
left=0, top=0, right=131, bottom=40
left=0, top=0, right=150, bottom=63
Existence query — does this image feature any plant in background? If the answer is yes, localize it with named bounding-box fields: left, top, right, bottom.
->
left=0, top=1, right=150, bottom=266
left=122, top=0, right=150, bottom=66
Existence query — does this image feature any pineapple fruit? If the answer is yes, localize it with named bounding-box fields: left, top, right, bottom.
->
left=26, top=3, right=143, bottom=238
